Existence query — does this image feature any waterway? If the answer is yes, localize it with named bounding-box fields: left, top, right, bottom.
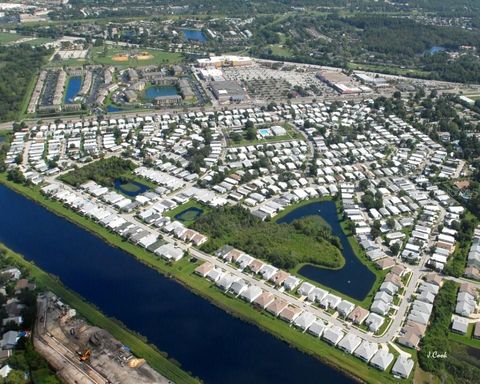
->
left=106, top=105, right=123, bottom=113
left=64, top=76, right=82, bottom=104
left=0, top=184, right=353, bottom=384
left=144, top=86, right=178, bottom=100
left=277, top=200, right=376, bottom=301
left=183, top=29, right=207, bottom=43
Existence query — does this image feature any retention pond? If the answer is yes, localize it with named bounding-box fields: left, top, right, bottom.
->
left=277, top=200, right=376, bottom=301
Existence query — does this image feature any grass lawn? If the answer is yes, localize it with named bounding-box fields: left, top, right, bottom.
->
left=0, top=243, right=199, bottom=384
left=0, top=175, right=405, bottom=384
left=268, top=44, right=293, bottom=57
left=90, top=46, right=183, bottom=67
left=0, top=32, right=23, bottom=44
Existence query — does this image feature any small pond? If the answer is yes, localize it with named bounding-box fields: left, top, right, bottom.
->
left=174, top=207, right=204, bottom=223
left=114, top=179, right=149, bottom=197
left=183, top=29, right=207, bottom=43
left=64, top=76, right=82, bottom=104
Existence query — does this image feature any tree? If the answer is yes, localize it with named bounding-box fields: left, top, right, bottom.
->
left=390, top=242, right=401, bottom=255
left=5, top=370, right=27, bottom=384
left=358, top=179, right=370, bottom=191
left=245, top=126, right=256, bottom=141
left=386, top=217, right=396, bottom=229
left=7, top=168, right=26, bottom=184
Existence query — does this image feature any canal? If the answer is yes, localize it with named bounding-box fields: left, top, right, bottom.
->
left=277, top=200, right=376, bottom=301
left=0, top=185, right=354, bottom=384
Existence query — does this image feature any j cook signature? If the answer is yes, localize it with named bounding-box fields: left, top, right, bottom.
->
left=427, top=351, right=448, bottom=359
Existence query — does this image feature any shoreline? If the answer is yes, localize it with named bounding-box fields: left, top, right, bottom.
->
left=0, top=175, right=403, bottom=384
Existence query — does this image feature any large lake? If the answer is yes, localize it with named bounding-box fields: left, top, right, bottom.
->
left=277, top=200, right=376, bottom=300
left=0, top=185, right=353, bottom=384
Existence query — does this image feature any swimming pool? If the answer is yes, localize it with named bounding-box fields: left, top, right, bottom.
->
left=258, top=128, right=272, bottom=137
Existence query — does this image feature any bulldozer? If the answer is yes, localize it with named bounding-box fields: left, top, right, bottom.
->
left=127, top=358, right=145, bottom=368
left=78, top=348, right=91, bottom=362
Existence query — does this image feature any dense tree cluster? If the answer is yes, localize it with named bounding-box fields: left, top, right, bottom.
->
left=0, top=45, right=50, bottom=122
left=59, top=157, right=136, bottom=187
left=419, top=280, right=480, bottom=383
left=193, top=205, right=343, bottom=270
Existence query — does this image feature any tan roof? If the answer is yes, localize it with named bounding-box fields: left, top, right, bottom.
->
left=465, top=266, right=480, bottom=280
left=194, top=262, right=214, bottom=277
left=270, top=270, right=290, bottom=286
left=404, top=320, right=427, bottom=337
left=15, top=279, right=29, bottom=290
left=266, top=298, right=288, bottom=316
left=226, top=248, right=244, bottom=262
left=436, top=241, right=454, bottom=252
left=347, top=306, right=369, bottom=324
left=249, top=259, right=264, bottom=273
left=459, top=282, right=478, bottom=298
left=424, top=272, right=442, bottom=286
left=385, top=273, right=403, bottom=288
left=391, top=264, right=406, bottom=276
left=375, top=258, right=396, bottom=270
left=279, top=305, right=302, bottom=322
left=397, top=331, right=421, bottom=349
left=253, top=292, right=275, bottom=308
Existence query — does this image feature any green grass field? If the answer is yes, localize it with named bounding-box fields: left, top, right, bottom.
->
left=0, top=32, right=23, bottom=44
left=0, top=174, right=410, bottom=384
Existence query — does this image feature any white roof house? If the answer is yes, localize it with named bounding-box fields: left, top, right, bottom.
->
left=322, top=326, right=344, bottom=346
left=293, top=311, right=316, bottom=331
left=337, top=300, right=355, bottom=317
left=337, top=333, right=362, bottom=354
left=392, top=356, right=414, bottom=379
left=451, top=315, right=468, bottom=334
left=307, top=320, right=327, bottom=337
left=307, top=287, right=328, bottom=303
left=298, top=282, right=315, bottom=296
left=284, top=275, right=301, bottom=291
left=240, top=285, right=263, bottom=303
left=365, top=313, right=385, bottom=332
left=370, top=349, right=394, bottom=371
left=154, top=243, right=184, bottom=261
left=354, top=340, right=378, bottom=362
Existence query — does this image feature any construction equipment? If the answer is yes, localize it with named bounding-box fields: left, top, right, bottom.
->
left=78, top=348, right=91, bottom=362
left=127, top=358, right=145, bottom=368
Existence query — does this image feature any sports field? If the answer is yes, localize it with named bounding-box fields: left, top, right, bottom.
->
left=91, top=46, right=182, bottom=67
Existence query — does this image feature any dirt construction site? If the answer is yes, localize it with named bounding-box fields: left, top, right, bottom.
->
left=34, top=292, right=172, bottom=384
